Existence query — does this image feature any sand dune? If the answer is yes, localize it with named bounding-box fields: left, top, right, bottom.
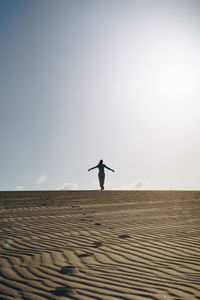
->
left=0, top=190, right=200, bottom=299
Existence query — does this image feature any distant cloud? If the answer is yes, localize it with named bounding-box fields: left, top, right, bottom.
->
left=37, top=174, right=47, bottom=185
left=57, top=182, right=78, bottom=190
left=14, top=185, right=24, bottom=191
left=115, top=180, right=158, bottom=190
left=132, top=179, right=150, bottom=189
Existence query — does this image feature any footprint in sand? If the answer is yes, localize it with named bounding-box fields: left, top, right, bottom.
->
left=60, top=266, right=78, bottom=275
left=78, top=253, right=92, bottom=258
left=52, top=286, right=77, bottom=297
left=118, top=234, right=130, bottom=239
left=93, top=241, right=103, bottom=248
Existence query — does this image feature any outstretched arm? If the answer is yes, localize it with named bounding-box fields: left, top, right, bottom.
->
left=88, top=165, right=98, bottom=172
left=104, top=165, right=115, bottom=172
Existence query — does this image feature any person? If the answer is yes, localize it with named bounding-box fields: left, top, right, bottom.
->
left=88, top=160, right=115, bottom=190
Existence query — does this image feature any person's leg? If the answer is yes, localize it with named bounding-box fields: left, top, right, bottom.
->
left=98, top=173, right=102, bottom=189
left=98, top=173, right=105, bottom=190
left=101, top=173, right=105, bottom=190
left=98, top=173, right=101, bottom=189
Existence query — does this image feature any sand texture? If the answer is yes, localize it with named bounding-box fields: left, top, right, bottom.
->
left=0, top=190, right=200, bottom=300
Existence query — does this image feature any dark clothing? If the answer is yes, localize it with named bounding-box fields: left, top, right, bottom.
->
left=98, top=172, right=105, bottom=189
left=98, top=163, right=106, bottom=173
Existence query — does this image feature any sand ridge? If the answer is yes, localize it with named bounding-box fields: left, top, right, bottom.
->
left=0, top=191, right=200, bottom=299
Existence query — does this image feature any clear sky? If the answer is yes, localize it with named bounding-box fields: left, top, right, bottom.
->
left=1, top=0, right=200, bottom=191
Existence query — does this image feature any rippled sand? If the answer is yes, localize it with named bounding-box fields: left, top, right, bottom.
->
left=0, top=190, right=200, bottom=299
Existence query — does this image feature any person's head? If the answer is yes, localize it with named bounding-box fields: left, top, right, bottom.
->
left=99, top=159, right=103, bottom=165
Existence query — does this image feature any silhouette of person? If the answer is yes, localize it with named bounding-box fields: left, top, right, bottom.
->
left=88, top=160, right=115, bottom=190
